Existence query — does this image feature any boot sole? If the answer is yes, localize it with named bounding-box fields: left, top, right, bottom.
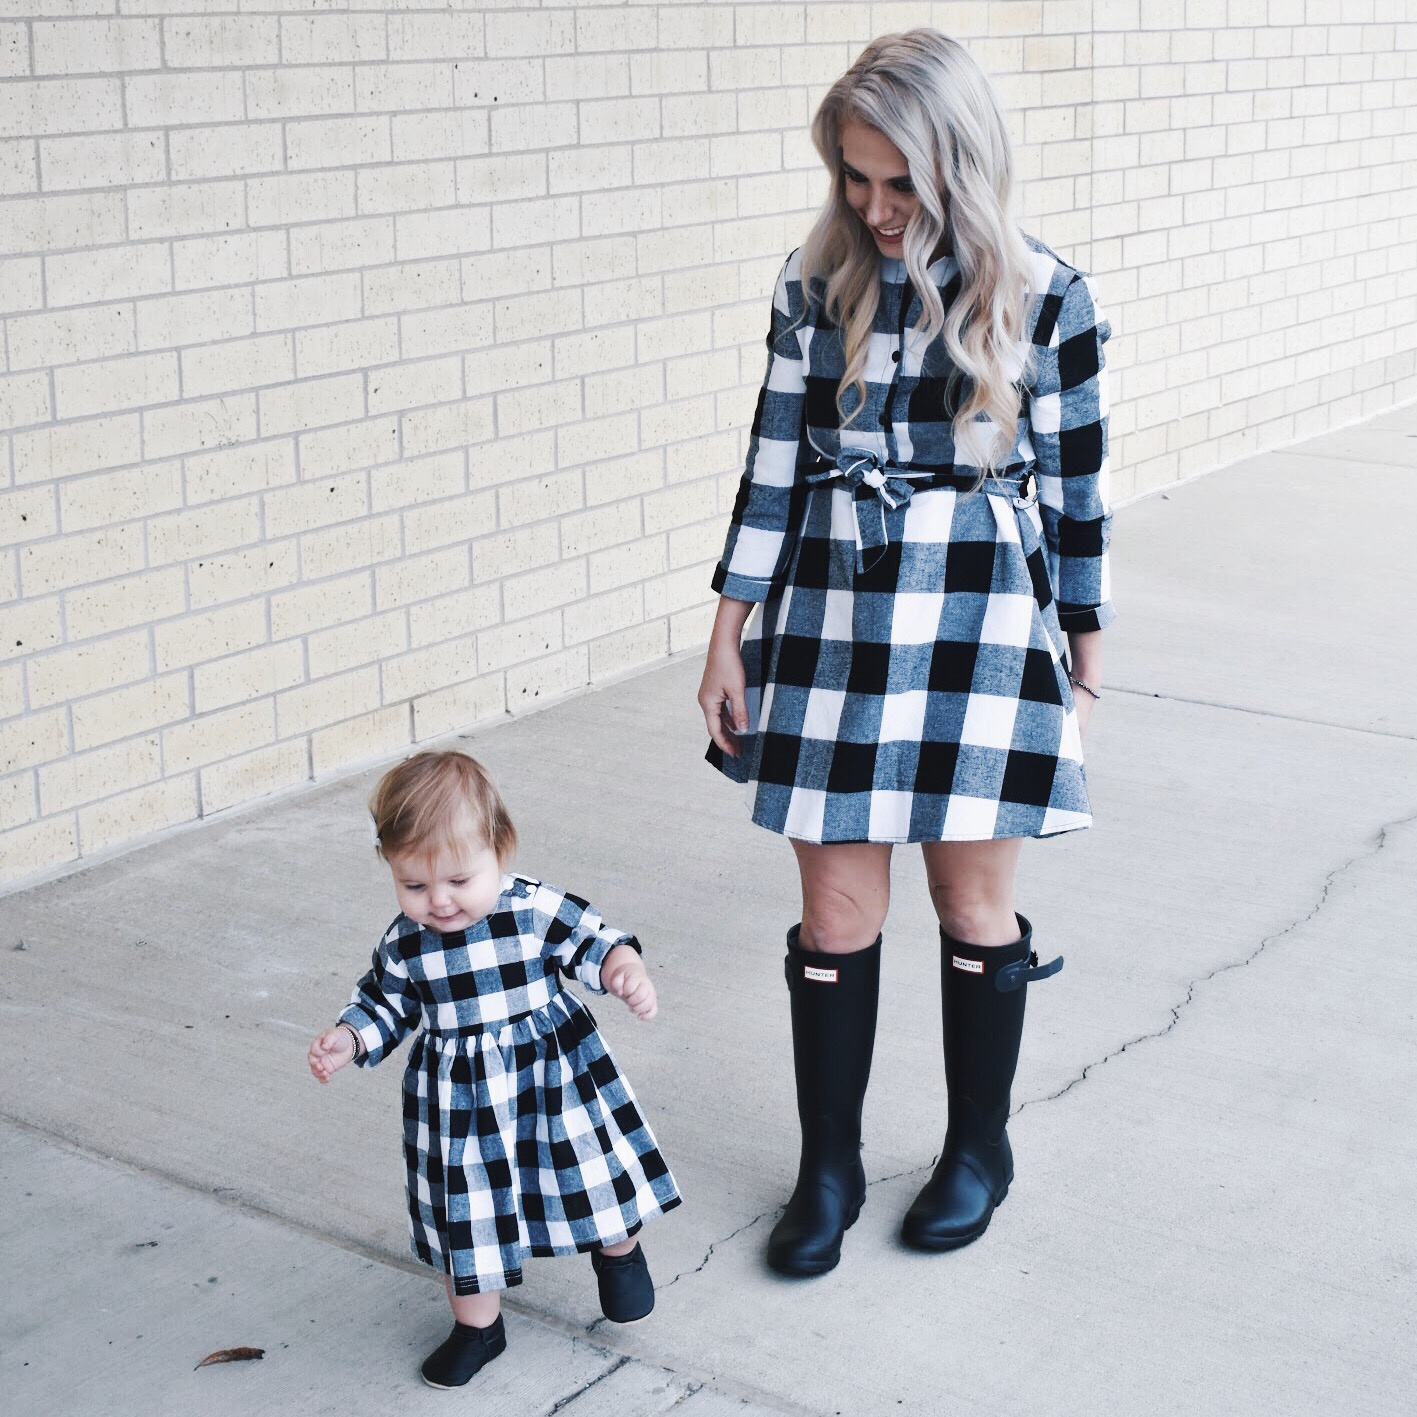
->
left=766, top=1198, right=864, bottom=1277
left=900, top=1187, right=1007, bottom=1253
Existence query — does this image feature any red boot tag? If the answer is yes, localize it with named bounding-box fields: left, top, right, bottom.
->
left=951, top=956, right=984, bottom=974
left=803, top=965, right=839, bottom=983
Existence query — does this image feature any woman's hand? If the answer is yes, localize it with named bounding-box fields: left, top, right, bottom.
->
left=601, top=945, right=657, bottom=1020
left=308, top=1025, right=356, bottom=1083
left=698, top=597, right=753, bottom=757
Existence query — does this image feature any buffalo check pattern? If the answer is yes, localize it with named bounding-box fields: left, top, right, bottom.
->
left=708, top=238, right=1114, bottom=844
left=340, top=874, right=681, bottom=1295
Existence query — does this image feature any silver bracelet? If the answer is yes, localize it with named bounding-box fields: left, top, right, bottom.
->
left=1069, top=674, right=1102, bottom=701
left=339, top=1022, right=363, bottom=1058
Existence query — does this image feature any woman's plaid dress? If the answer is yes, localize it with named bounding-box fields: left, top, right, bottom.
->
left=339, top=873, right=681, bottom=1295
left=708, top=238, right=1115, bottom=844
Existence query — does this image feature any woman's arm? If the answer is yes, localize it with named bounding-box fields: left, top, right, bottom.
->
left=1066, top=628, right=1104, bottom=739
left=712, top=251, right=810, bottom=603
left=1029, top=267, right=1115, bottom=635
left=698, top=596, right=753, bottom=756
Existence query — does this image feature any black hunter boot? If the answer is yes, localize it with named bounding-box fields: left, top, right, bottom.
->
left=901, top=916, right=1061, bottom=1251
left=766, top=927, right=881, bottom=1277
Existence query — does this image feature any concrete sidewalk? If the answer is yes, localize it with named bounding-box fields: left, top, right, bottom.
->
left=3, top=404, right=1415, bottom=1416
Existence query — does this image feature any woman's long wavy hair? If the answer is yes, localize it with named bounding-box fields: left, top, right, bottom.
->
left=801, top=30, right=1035, bottom=477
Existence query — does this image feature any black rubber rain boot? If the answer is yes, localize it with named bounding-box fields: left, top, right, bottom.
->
left=766, top=927, right=881, bottom=1278
left=901, top=916, right=1061, bottom=1251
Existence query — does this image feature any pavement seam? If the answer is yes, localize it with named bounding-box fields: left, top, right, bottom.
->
left=1104, top=685, right=1417, bottom=743
left=1014, top=805, right=1417, bottom=1115
left=545, top=1354, right=635, bottom=1414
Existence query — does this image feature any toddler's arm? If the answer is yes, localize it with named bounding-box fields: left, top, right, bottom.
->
left=332, top=918, right=425, bottom=1068
left=307, top=1022, right=362, bottom=1083
left=534, top=882, right=640, bottom=994
left=601, top=944, right=657, bottom=1021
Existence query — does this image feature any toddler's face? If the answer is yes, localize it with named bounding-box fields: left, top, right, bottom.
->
left=385, top=835, right=503, bottom=934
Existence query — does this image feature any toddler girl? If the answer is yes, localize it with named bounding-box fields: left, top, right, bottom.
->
left=308, top=749, right=681, bottom=1388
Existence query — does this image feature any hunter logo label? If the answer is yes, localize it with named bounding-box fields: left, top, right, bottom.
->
left=952, top=956, right=984, bottom=974
left=803, top=965, right=839, bottom=983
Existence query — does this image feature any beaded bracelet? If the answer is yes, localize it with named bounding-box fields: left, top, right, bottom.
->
left=1069, top=674, right=1102, bottom=701
left=338, top=1022, right=363, bottom=1058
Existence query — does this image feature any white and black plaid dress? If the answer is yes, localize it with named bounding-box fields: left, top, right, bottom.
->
left=340, top=874, right=681, bottom=1295
left=708, top=238, right=1115, bottom=843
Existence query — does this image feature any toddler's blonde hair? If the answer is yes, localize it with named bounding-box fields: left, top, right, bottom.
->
left=369, top=750, right=517, bottom=866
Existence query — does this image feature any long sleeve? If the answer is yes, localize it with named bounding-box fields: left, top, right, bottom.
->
left=1027, top=270, right=1116, bottom=633
left=711, top=250, right=810, bottom=603
left=338, top=920, right=424, bottom=1067
left=532, top=883, right=639, bottom=994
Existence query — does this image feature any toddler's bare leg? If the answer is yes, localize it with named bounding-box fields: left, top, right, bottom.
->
left=445, top=1279, right=501, bottom=1328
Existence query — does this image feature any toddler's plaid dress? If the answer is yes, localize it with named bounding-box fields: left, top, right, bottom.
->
left=709, top=238, right=1115, bottom=843
left=340, top=873, right=681, bottom=1295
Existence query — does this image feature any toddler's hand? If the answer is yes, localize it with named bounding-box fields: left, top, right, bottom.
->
left=601, top=944, right=657, bottom=1021
left=308, top=1025, right=356, bottom=1083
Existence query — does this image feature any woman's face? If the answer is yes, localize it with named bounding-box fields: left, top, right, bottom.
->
left=839, top=119, right=921, bottom=257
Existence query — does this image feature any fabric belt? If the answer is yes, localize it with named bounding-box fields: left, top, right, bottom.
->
left=803, top=447, right=1032, bottom=573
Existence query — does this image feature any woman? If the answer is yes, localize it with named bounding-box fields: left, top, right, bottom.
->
left=697, top=30, right=1113, bottom=1278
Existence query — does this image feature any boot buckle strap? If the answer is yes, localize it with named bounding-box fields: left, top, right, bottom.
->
left=995, top=951, right=1063, bottom=992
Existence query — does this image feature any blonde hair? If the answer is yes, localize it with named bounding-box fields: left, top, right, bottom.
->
left=802, top=29, right=1035, bottom=477
left=369, top=750, right=517, bottom=867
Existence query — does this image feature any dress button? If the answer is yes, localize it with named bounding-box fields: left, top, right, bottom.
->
left=891, top=351, right=900, bottom=362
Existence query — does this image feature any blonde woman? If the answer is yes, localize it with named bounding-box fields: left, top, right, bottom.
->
left=698, top=30, right=1113, bottom=1277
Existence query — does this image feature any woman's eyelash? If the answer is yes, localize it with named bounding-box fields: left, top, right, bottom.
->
left=842, top=168, right=914, bottom=194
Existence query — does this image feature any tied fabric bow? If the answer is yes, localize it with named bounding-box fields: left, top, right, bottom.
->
left=804, top=447, right=927, bottom=573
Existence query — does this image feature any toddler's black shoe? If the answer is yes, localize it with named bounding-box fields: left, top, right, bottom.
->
left=420, top=1315, right=506, bottom=1389
left=591, top=1242, right=655, bottom=1323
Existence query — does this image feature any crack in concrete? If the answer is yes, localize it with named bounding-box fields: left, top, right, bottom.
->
left=1104, top=684, right=1417, bottom=743
left=642, top=1162, right=944, bottom=1301
left=642, top=1210, right=773, bottom=1301
left=545, top=1354, right=632, bottom=1414
left=1015, top=807, right=1417, bottom=1116
left=867, top=1155, right=936, bottom=1189
left=591, top=809, right=1415, bottom=1299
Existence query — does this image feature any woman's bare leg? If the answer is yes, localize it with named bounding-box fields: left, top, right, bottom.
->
left=791, top=839, right=893, bottom=953
left=920, top=837, right=1024, bottom=944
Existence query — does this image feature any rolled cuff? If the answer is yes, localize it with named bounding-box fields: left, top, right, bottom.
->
left=711, top=563, right=773, bottom=603
left=1057, top=600, right=1117, bottom=634
left=337, top=1005, right=384, bottom=1068
left=574, top=931, right=641, bottom=993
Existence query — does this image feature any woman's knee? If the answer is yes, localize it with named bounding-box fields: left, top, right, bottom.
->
left=922, top=843, right=1021, bottom=946
left=799, top=891, right=887, bottom=953
left=927, top=881, right=1020, bottom=945
left=795, top=856, right=890, bottom=954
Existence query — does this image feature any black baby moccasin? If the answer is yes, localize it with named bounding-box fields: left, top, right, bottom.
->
left=591, top=1242, right=655, bottom=1323
left=420, top=1315, right=507, bottom=1388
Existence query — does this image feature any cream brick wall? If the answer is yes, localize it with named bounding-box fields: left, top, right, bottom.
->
left=2, top=1, right=1414, bottom=886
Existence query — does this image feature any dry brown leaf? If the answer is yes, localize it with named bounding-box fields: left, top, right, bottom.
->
left=194, top=1346, right=265, bottom=1370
